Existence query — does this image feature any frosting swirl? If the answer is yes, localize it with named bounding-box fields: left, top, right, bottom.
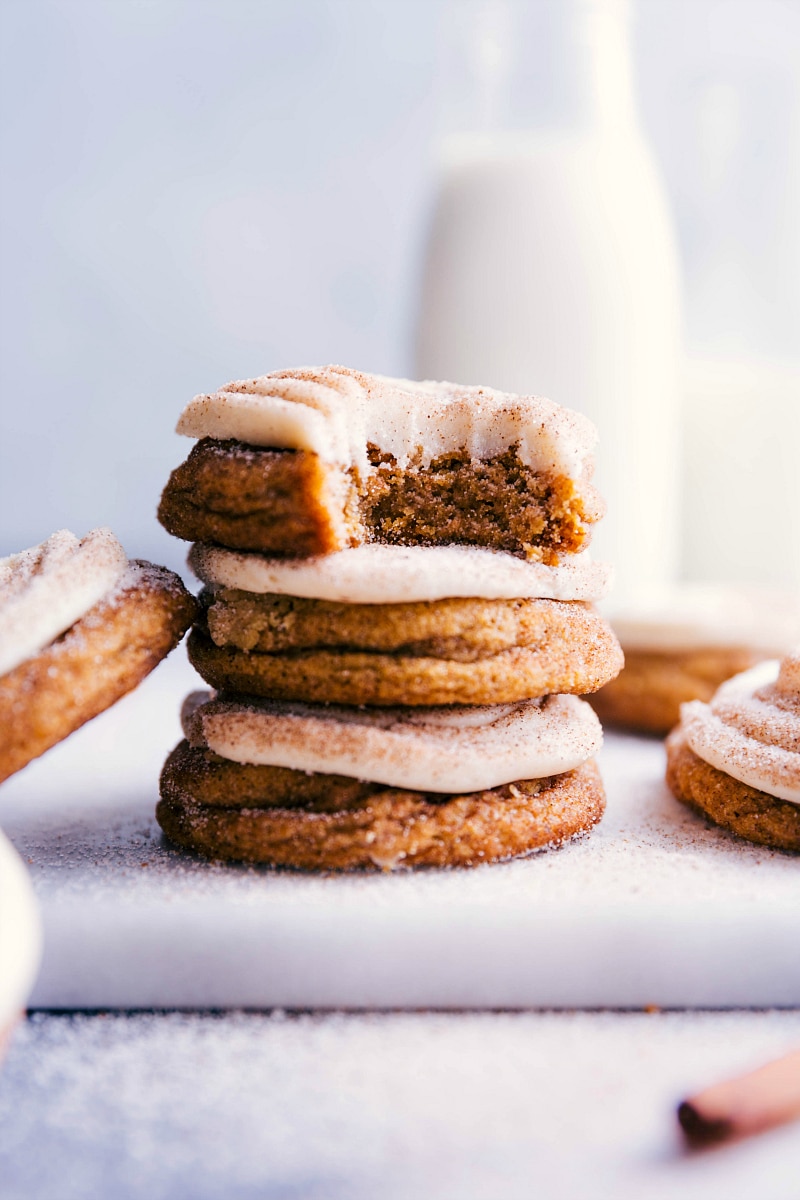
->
left=682, top=655, right=800, bottom=804
left=182, top=689, right=602, bottom=793
left=176, top=364, right=597, bottom=478
left=0, top=529, right=128, bottom=677
left=189, top=542, right=612, bottom=604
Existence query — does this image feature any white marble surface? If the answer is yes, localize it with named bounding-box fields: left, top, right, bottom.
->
left=1, top=1009, right=800, bottom=1200
left=1, top=652, right=799, bottom=1009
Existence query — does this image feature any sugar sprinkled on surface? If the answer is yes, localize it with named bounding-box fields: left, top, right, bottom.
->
left=2, top=1008, right=800, bottom=1200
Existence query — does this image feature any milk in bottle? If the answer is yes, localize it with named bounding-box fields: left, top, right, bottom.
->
left=415, top=0, right=683, bottom=599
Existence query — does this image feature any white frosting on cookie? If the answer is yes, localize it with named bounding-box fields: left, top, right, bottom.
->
left=682, top=656, right=800, bottom=804
left=176, top=365, right=597, bottom=478
left=0, top=529, right=128, bottom=677
left=182, top=690, right=602, bottom=793
left=0, top=828, right=42, bottom=1033
left=188, top=543, right=611, bottom=604
left=606, top=585, right=800, bottom=654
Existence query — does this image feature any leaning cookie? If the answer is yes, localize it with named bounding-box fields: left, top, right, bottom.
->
left=0, top=529, right=196, bottom=784
left=591, top=585, right=800, bottom=735
left=665, top=655, right=800, bottom=851
left=157, top=690, right=606, bottom=869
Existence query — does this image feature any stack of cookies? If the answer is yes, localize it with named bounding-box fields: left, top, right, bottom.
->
left=156, top=366, right=623, bottom=870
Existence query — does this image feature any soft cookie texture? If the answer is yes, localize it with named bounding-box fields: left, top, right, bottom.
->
left=0, top=561, right=196, bottom=784
left=159, top=366, right=604, bottom=563
left=158, top=742, right=605, bottom=870
left=189, top=595, right=623, bottom=706
left=666, top=727, right=800, bottom=852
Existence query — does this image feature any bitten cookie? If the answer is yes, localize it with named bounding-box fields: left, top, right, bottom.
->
left=665, top=655, right=800, bottom=851
left=158, top=366, right=603, bottom=562
left=0, top=529, right=196, bottom=784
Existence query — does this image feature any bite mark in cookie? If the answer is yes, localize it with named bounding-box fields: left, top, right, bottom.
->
left=159, top=366, right=603, bottom=561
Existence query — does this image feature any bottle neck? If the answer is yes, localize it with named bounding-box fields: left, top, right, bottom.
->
left=439, top=0, right=641, bottom=145
left=568, top=0, right=639, bottom=138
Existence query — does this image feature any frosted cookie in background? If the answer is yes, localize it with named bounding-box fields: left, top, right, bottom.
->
left=0, top=828, right=41, bottom=1061
left=590, top=586, right=800, bottom=737
left=0, top=529, right=196, bottom=784
left=666, top=654, right=800, bottom=852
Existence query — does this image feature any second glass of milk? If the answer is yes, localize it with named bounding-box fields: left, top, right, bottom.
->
left=415, top=0, right=683, bottom=600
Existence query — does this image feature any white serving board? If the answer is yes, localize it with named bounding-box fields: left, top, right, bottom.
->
left=1, top=652, right=799, bottom=1010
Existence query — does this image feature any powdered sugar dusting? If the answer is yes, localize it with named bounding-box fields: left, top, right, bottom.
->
left=0, top=529, right=128, bottom=677
left=682, top=657, right=800, bottom=802
left=183, top=690, right=603, bottom=791
left=176, top=364, right=597, bottom=479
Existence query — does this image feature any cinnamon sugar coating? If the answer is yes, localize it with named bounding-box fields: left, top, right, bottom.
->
left=0, top=563, right=196, bottom=784
left=157, top=742, right=605, bottom=869
left=158, top=439, right=600, bottom=562
left=157, top=439, right=349, bottom=556
left=590, top=646, right=762, bottom=736
left=188, top=594, right=623, bottom=707
left=203, top=588, right=614, bottom=660
left=666, top=726, right=800, bottom=852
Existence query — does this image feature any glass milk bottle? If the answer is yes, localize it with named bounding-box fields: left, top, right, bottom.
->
left=415, top=0, right=683, bottom=600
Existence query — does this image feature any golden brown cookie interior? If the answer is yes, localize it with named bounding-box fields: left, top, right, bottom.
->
left=0, top=562, right=196, bottom=785
left=157, top=741, right=606, bottom=870
left=158, top=438, right=601, bottom=561
left=665, top=726, right=800, bottom=852
left=590, top=646, right=763, bottom=736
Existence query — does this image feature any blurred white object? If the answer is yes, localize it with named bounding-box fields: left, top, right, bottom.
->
left=604, top=581, right=800, bottom=654
left=683, top=357, right=800, bottom=588
left=0, top=827, right=41, bottom=1059
left=415, top=0, right=683, bottom=601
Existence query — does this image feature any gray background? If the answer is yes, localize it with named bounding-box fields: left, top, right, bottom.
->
left=2, top=0, right=799, bottom=571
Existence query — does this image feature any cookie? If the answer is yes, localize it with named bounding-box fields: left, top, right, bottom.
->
left=666, top=656, right=800, bottom=851
left=590, top=585, right=800, bottom=735
left=159, top=366, right=603, bottom=562
left=666, top=728, right=800, bottom=852
left=201, top=587, right=612, bottom=659
left=187, top=591, right=623, bottom=706
left=591, top=646, right=760, bottom=736
left=158, top=740, right=605, bottom=869
left=0, top=530, right=196, bottom=784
